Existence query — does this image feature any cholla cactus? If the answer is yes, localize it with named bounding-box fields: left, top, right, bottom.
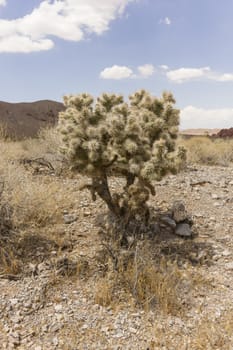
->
left=58, top=90, right=185, bottom=220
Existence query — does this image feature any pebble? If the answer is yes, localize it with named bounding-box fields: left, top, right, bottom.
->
left=63, top=214, right=77, bottom=224
left=175, top=223, right=192, bottom=237
left=212, top=194, right=220, bottom=199
left=54, top=304, right=63, bottom=312
left=160, top=216, right=176, bottom=228
left=225, top=262, right=233, bottom=270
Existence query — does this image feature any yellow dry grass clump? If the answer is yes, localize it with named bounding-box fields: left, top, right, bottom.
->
left=179, top=136, right=233, bottom=166
left=0, top=127, right=74, bottom=274
left=94, top=243, right=194, bottom=315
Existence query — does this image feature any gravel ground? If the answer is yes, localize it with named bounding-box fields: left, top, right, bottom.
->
left=0, top=165, right=233, bottom=349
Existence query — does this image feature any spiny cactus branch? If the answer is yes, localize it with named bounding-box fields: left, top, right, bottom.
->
left=58, top=90, right=186, bottom=226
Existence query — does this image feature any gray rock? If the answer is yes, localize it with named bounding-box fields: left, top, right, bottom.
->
left=225, top=262, right=233, bottom=270
left=160, top=216, right=176, bottom=229
left=63, top=214, right=77, bottom=224
left=175, top=223, right=192, bottom=237
left=172, top=200, right=188, bottom=223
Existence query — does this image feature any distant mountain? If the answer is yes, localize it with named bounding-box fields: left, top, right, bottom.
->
left=179, top=128, right=221, bottom=136
left=0, top=100, right=65, bottom=139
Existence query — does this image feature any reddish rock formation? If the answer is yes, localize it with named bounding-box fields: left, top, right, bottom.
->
left=216, top=127, right=233, bottom=138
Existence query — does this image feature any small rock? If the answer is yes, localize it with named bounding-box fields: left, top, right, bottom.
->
left=160, top=216, right=176, bottom=229
left=211, top=193, right=220, bottom=199
left=9, top=331, right=20, bottom=346
left=222, top=250, right=231, bottom=257
left=52, top=337, right=59, bottom=346
left=172, top=200, right=188, bottom=223
left=63, top=214, right=77, bottom=224
left=225, top=262, right=233, bottom=270
left=129, top=327, right=137, bottom=334
left=54, top=304, right=63, bottom=312
left=175, top=223, right=192, bottom=237
left=10, top=299, right=19, bottom=306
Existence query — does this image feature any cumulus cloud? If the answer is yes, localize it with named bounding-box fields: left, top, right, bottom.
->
left=0, top=0, right=6, bottom=7
left=180, top=106, right=233, bottom=129
left=166, top=67, right=211, bottom=83
left=166, top=66, right=233, bottom=83
left=137, top=64, right=155, bottom=78
left=0, top=0, right=135, bottom=53
left=159, top=64, right=169, bottom=71
left=100, top=65, right=133, bottom=79
left=159, top=17, right=171, bottom=25
left=100, top=63, right=156, bottom=79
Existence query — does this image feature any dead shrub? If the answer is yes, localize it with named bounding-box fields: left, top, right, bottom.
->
left=95, top=242, right=188, bottom=314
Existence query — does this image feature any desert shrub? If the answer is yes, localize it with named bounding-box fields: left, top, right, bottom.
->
left=58, top=90, right=185, bottom=237
left=179, top=136, right=233, bottom=166
left=20, top=127, right=63, bottom=160
left=0, top=160, right=75, bottom=229
left=94, top=241, right=190, bottom=314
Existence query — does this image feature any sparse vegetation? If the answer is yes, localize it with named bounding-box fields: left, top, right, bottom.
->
left=179, top=136, right=233, bottom=166
left=94, top=251, right=186, bottom=314
left=0, top=99, right=232, bottom=348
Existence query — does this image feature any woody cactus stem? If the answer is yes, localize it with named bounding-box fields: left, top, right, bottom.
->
left=92, top=175, right=121, bottom=216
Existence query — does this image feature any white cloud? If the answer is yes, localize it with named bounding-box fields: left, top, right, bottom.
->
left=100, top=65, right=133, bottom=79
left=137, top=64, right=155, bottom=77
left=159, top=64, right=169, bottom=71
left=180, top=106, right=233, bottom=129
left=212, top=73, right=233, bottom=82
left=0, top=35, right=54, bottom=53
left=166, top=67, right=211, bottom=83
left=0, top=0, right=6, bottom=7
left=0, top=0, right=135, bottom=53
left=159, top=17, right=171, bottom=25
left=166, top=66, right=233, bottom=83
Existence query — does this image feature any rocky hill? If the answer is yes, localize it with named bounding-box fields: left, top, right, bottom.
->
left=0, top=100, right=65, bottom=139
left=216, top=127, right=233, bottom=138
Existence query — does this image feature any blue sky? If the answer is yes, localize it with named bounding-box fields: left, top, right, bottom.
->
left=0, top=0, right=233, bottom=129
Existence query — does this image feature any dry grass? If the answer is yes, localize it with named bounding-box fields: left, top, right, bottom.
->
left=0, top=127, right=75, bottom=273
left=189, top=313, right=233, bottom=350
left=0, top=127, right=72, bottom=229
left=179, top=136, right=233, bottom=166
left=149, top=310, right=233, bottom=349
left=20, top=127, right=63, bottom=158
left=1, top=163, right=65, bottom=228
left=94, top=243, right=193, bottom=315
left=0, top=246, right=21, bottom=275
left=0, top=122, right=18, bottom=141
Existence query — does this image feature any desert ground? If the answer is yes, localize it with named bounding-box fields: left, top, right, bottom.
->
left=0, top=129, right=233, bottom=349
